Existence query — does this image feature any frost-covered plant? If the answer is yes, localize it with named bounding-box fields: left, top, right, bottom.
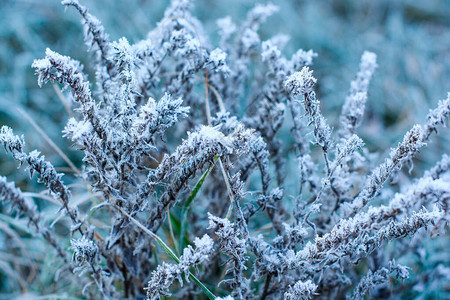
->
left=284, top=280, right=318, bottom=300
left=145, top=235, right=214, bottom=299
left=0, top=0, right=449, bottom=299
left=349, top=260, right=410, bottom=300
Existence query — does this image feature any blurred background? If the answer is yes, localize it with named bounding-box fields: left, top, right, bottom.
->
left=0, top=0, right=449, bottom=296
left=1, top=0, right=449, bottom=178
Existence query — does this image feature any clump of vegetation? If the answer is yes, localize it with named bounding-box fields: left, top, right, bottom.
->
left=1, top=0, right=449, bottom=299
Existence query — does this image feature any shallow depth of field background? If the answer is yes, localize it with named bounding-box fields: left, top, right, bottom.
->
left=1, top=0, right=449, bottom=178
left=1, top=0, right=449, bottom=296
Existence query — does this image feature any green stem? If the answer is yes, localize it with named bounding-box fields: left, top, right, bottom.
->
left=113, top=204, right=216, bottom=299
left=180, top=156, right=218, bottom=249
left=166, top=207, right=179, bottom=256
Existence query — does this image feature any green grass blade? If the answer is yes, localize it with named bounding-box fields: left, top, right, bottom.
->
left=113, top=204, right=216, bottom=299
left=179, top=156, right=218, bottom=250
left=185, top=156, right=218, bottom=210
left=166, top=208, right=179, bottom=256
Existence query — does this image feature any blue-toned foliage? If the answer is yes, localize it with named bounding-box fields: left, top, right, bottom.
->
left=0, top=0, right=449, bottom=299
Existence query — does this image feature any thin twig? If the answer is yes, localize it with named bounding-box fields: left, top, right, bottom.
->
left=53, top=83, right=75, bottom=119
left=204, top=70, right=235, bottom=219
left=17, top=107, right=80, bottom=175
left=112, top=203, right=217, bottom=300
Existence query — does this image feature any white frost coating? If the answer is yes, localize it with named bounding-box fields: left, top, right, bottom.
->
left=291, top=49, right=318, bottom=67
left=64, top=118, right=93, bottom=141
left=284, top=67, right=317, bottom=95
left=209, top=48, right=230, bottom=74
left=217, top=16, right=236, bottom=37
left=210, top=48, right=227, bottom=65
left=261, top=40, right=281, bottom=62
left=241, top=28, right=260, bottom=51
left=340, top=51, right=378, bottom=137
left=284, top=280, right=317, bottom=300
